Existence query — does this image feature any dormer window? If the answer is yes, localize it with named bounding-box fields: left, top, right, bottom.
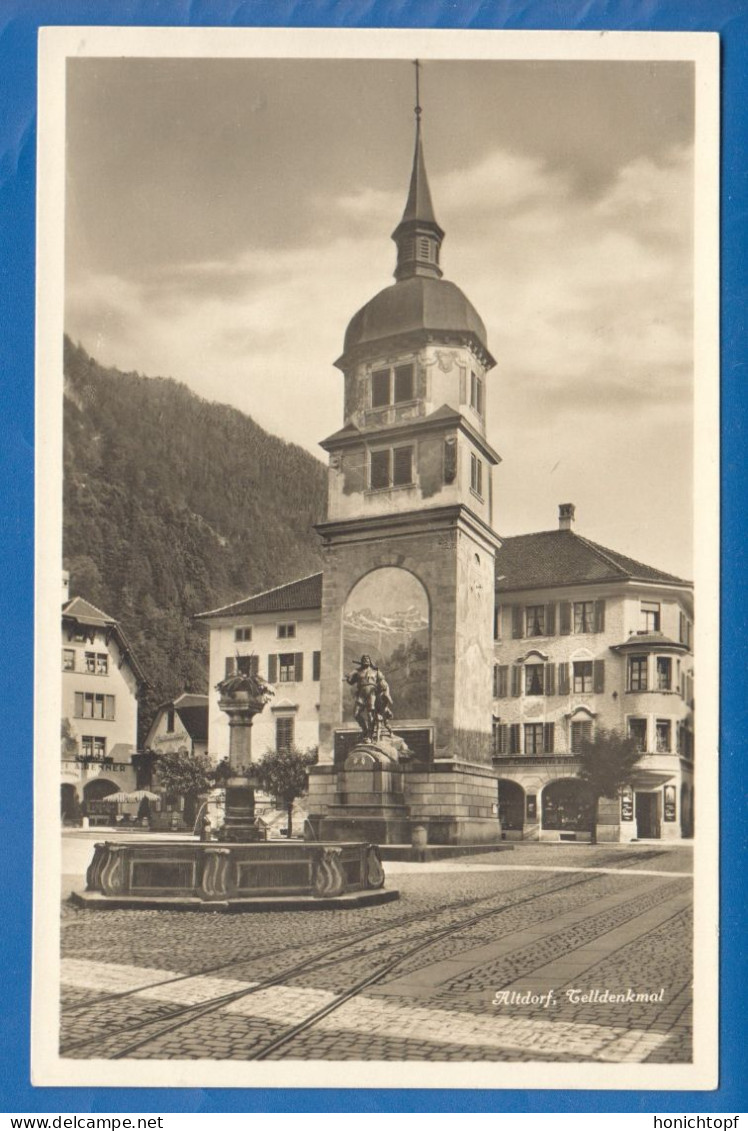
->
left=371, top=363, right=415, bottom=408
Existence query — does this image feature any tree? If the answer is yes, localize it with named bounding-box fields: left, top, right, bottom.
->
left=577, top=726, right=642, bottom=844
left=154, top=748, right=214, bottom=829
left=253, top=747, right=318, bottom=837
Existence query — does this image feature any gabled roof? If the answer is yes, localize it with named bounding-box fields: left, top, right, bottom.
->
left=62, top=595, right=149, bottom=686
left=195, top=572, right=323, bottom=620
left=495, top=530, right=691, bottom=593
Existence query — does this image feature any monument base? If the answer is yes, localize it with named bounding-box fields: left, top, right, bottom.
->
left=74, top=838, right=397, bottom=911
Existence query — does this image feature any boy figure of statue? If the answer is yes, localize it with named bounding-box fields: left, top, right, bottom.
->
left=345, top=654, right=394, bottom=744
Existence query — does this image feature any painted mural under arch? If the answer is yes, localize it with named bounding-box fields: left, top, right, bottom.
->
left=343, top=567, right=429, bottom=723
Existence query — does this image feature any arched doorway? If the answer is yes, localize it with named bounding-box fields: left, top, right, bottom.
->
left=83, top=777, right=119, bottom=824
left=343, top=567, right=429, bottom=721
left=498, top=779, right=525, bottom=833
left=61, top=783, right=80, bottom=823
left=541, top=778, right=593, bottom=834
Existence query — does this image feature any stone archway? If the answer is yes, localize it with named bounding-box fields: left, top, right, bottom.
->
left=541, top=778, right=593, bottom=834
left=498, top=779, right=525, bottom=832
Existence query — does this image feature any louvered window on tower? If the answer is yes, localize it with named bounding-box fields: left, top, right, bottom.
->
left=418, top=236, right=431, bottom=259
left=370, top=446, right=414, bottom=490
left=371, top=364, right=415, bottom=408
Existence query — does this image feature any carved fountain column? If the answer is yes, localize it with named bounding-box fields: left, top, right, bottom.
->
left=216, top=674, right=274, bottom=842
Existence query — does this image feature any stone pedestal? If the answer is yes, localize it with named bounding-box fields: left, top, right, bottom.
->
left=317, top=741, right=412, bottom=844
left=216, top=685, right=269, bottom=843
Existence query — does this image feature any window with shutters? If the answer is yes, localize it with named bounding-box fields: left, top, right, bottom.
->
left=656, top=656, right=672, bottom=690
left=371, top=363, right=415, bottom=408
left=628, top=655, right=648, bottom=691
left=278, top=654, right=296, bottom=683
left=525, top=664, right=544, bottom=695
left=574, top=601, right=594, bottom=633
left=75, top=692, right=115, bottom=720
left=62, top=649, right=75, bottom=671
left=656, top=719, right=672, bottom=752
left=277, top=623, right=296, bottom=640
left=369, top=445, right=414, bottom=490
left=312, top=651, right=321, bottom=682
left=235, top=627, right=252, bottom=642
left=470, top=371, right=484, bottom=417
left=573, top=661, right=593, bottom=694
left=641, top=601, right=661, bottom=632
left=628, top=717, right=648, bottom=752
left=570, top=720, right=593, bottom=753
left=276, top=717, right=294, bottom=752
left=524, top=723, right=544, bottom=755
left=493, top=665, right=508, bottom=698
left=525, top=605, right=545, bottom=637
left=470, top=452, right=483, bottom=498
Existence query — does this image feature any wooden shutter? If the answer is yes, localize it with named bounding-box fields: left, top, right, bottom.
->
left=267, top=654, right=278, bottom=683
left=509, top=724, right=521, bottom=754
left=557, top=662, right=570, bottom=695
left=498, top=665, right=508, bottom=698
left=498, top=724, right=508, bottom=755
left=312, top=651, right=321, bottom=681
left=250, top=655, right=259, bottom=677
left=74, top=692, right=84, bottom=717
left=511, top=605, right=523, bottom=639
left=593, top=659, right=605, bottom=693
left=225, top=656, right=235, bottom=678
left=295, top=653, right=304, bottom=682
left=594, top=599, right=606, bottom=632
left=544, top=722, right=555, bottom=754
left=511, top=665, right=522, bottom=697
left=545, top=603, right=556, bottom=635
left=493, top=666, right=500, bottom=698
left=559, top=601, right=572, bottom=635
left=104, top=695, right=116, bottom=720
left=545, top=663, right=555, bottom=696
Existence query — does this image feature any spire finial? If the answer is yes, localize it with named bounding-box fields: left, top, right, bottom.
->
left=414, top=59, right=422, bottom=125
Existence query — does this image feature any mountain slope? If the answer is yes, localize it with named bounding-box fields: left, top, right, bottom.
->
left=63, top=336, right=327, bottom=741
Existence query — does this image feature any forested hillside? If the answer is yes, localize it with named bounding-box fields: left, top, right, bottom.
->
left=63, top=337, right=327, bottom=742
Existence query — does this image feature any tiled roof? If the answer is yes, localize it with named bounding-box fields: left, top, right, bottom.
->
left=195, top=572, right=323, bottom=619
left=62, top=595, right=116, bottom=626
left=495, top=530, right=690, bottom=593
left=610, top=632, right=687, bottom=651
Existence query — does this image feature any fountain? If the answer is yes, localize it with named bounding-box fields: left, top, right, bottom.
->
left=72, top=668, right=397, bottom=912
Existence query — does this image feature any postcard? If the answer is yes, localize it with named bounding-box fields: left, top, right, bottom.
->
left=33, top=26, right=719, bottom=1091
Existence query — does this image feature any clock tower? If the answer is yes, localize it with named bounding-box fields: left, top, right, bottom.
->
left=307, top=88, right=502, bottom=845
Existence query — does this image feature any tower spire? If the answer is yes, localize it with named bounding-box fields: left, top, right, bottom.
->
left=391, top=60, right=444, bottom=282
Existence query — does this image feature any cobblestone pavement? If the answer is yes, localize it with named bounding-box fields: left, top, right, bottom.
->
left=60, top=841, right=693, bottom=1064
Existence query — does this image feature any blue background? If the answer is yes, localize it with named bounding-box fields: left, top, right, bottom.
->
left=1, top=0, right=745, bottom=1115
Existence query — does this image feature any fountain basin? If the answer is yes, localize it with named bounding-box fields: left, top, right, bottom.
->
left=72, top=839, right=398, bottom=912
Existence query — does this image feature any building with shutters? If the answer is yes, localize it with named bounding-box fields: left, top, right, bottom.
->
left=196, top=573, right=323, bottom=763
left=491, top=504, right=694, bottom=842
left=61, top=586, right=148, bottom=823
left=195, top=96, right=695, bottom=843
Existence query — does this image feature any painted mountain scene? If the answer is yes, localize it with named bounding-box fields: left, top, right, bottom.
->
left=342, top=567, right=430, bottom=723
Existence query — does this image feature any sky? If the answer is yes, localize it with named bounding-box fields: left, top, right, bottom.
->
left=65, top=56, right=695, bottom=578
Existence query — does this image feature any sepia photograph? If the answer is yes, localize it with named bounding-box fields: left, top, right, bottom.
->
left=32, top=27, right=719, bottom=1092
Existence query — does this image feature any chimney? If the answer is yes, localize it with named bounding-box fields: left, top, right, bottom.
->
left=558, top=503, right=575, bottom=531
left=62, top=570, right=70, bottom=603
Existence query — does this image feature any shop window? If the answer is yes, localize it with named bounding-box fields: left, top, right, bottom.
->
left=628, top=655, right=648, bottom=691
